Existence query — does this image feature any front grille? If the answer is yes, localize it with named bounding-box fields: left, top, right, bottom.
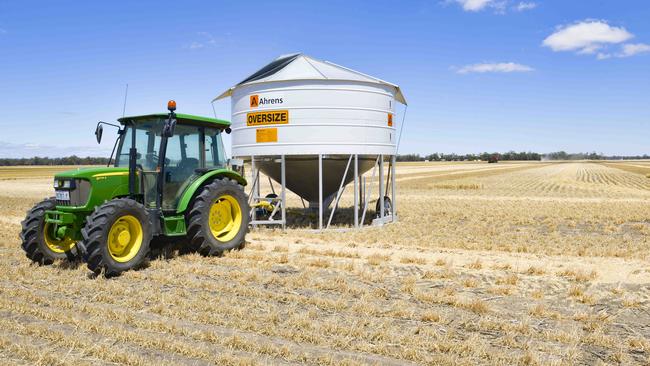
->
left=55, top=179, right=91, bottom=207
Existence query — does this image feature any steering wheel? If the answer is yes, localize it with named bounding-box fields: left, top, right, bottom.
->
left=146, top=153, right=159, bottom=164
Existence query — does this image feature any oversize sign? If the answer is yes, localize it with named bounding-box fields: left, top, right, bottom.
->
left=246, top=110, right=289, bottom=126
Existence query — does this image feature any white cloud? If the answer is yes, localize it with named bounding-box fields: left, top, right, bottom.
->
left=619, top=43, right=650, bottom=57
left=515, top=2, right=537, bottom=11
left=185, top=32, right=219, bottom=50
left=456, top=62, right=534, bottom=74
left=197, top=31, right=217, bottom=46
left=542, top=20, right=650, bottom=60
left=188, top=41, right=204, bottom=50
left=451, top=0, right=534, bottom=13
left=597, top=43, right=650, bottom=60
left=455, top=0, right=493, bottom=12
left=596, top=52, right=612, bottom=60
left=542, top=20, right=633, bottom=55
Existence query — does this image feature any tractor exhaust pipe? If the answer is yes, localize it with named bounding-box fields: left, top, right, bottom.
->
left=155, top=100, right=177, bottom=210
left=128, top=121, right=137, bottom=198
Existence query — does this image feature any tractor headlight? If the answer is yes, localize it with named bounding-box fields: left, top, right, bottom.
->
left=54, top=179, right=74, bottom=189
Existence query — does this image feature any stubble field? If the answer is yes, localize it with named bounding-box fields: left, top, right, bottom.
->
left=1, top=161, right=649, bottom=365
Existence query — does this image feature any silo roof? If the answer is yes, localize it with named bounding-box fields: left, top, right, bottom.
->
left=214, top=53, right=407, bottom=105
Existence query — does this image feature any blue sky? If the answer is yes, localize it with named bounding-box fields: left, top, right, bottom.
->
left=0, top=0, right=648, bottom=157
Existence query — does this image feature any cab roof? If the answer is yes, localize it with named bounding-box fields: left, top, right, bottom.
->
left=118, top=113, right=230, bottom=128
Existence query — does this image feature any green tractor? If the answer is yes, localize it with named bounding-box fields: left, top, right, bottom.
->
left=20, top=101, right=250, bottom=276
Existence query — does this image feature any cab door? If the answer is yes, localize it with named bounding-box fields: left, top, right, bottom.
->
left=161, top=125, right=202, bottom=210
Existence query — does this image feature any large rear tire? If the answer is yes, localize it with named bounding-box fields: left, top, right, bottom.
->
left=186, top=178, right=249, bottom=256
left=81, top=198, right=152, bottom=277
left=20, top=198, right=78, bottom=265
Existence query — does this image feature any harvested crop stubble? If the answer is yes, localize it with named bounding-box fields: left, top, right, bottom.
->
left=1, top=161, right=650, bottom=365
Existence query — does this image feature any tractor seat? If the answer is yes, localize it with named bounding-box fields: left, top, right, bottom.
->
left=178, top=158, right=199, bottom=171
left=176, top=158, right=199, bottom=179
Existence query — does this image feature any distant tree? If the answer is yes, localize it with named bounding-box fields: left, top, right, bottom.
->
left=0, top=156, right=109, bottom=166
left=396, top=154, right=424, bottom=162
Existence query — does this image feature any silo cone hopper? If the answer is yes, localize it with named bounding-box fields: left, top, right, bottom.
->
left=255, top=155, right=377, bottom=208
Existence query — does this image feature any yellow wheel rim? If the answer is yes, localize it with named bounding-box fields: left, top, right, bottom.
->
left=208, top=194, right=242, bottom=242
left=107, top=215, right=143, bottom=263
left=43, top=223, right=75, bottom=253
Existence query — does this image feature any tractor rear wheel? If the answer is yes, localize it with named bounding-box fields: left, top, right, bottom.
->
left=375, top=196, right=393, bottom=218
left=81, top=198, right=152, bottom=277
left=186, top=178, right=249, bottom=256
left=20, top=197, right=78, bottom=265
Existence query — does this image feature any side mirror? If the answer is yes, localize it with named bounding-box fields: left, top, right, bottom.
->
left=225, top=127, right=232, bottom=134
left=162, top=119, right=176, bottom=137
left=95, top=124, right=103, bottom=144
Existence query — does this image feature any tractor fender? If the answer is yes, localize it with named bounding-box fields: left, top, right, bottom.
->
left=176, top=169, right=247, bottom=214
left=109, top=183, right=131, bottom=199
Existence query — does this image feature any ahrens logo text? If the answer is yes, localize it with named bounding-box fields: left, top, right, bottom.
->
left=249, top=94, right=283, bottom=108
left=246, top=110, right=289, bottom=126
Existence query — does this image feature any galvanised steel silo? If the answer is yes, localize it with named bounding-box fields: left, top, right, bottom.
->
left=214, top=54, right=407, bottom=229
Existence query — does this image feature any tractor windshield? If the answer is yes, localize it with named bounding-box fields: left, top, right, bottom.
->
left=115, top=118, right=227, bottom=209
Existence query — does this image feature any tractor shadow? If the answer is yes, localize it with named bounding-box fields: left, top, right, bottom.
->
left=53, top=258, right=84, bottom=270
left=270, top=207, right=381, bottom=229
left=147, top=236, right=195, bottom=262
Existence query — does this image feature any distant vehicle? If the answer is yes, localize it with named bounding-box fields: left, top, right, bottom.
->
left=488, top=154, right=500, bottom=163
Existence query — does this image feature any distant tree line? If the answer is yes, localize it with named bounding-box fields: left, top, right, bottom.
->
left=1, top=152, right=648, bottom=166
left=396, top=151, right=541, bottom=162
left=396, top=151, right=650, bottom=162
left=542, top=151, right=650, bottom=161
left=0, top=156, right=109, bottom=166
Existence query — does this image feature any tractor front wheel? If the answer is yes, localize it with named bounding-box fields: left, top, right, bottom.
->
left=81, top=198, right=152, bottom=277
left=186, top=178, right=249, bottom=256
left=20, top=197, right=78, bottom=265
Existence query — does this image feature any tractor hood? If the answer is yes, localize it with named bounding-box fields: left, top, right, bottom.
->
left=54, top=167, right=128, bottom=180
left=53, top=167, right=132, bottom=212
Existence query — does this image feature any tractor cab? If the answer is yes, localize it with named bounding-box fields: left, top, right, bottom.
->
left=113, top=113, right=230, bottom=210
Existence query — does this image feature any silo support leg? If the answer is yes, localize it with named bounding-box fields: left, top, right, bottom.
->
left=354, top=154, right=358, bottom=228
left=360, top=156, right=379, bottom=226
left=318, top=154, right=323, bottom=231
left=281, top=155, right=286, bottom=230
left=326, top=155, right=353, bottom=229
left=379, top=155, right=385, bottom=219
left=251, top=157, right=257, bottom=228
left=391, top=155, right=396, bottom=222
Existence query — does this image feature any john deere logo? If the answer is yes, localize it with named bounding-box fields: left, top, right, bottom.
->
left=250, top=95, right=259, bottom=108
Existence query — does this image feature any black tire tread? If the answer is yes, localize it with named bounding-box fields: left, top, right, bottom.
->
left=19, top=197, right=79, bottom=265
left=81, top=198, right=151, bottom=277
left=186, top=178, right=249, bottom=256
